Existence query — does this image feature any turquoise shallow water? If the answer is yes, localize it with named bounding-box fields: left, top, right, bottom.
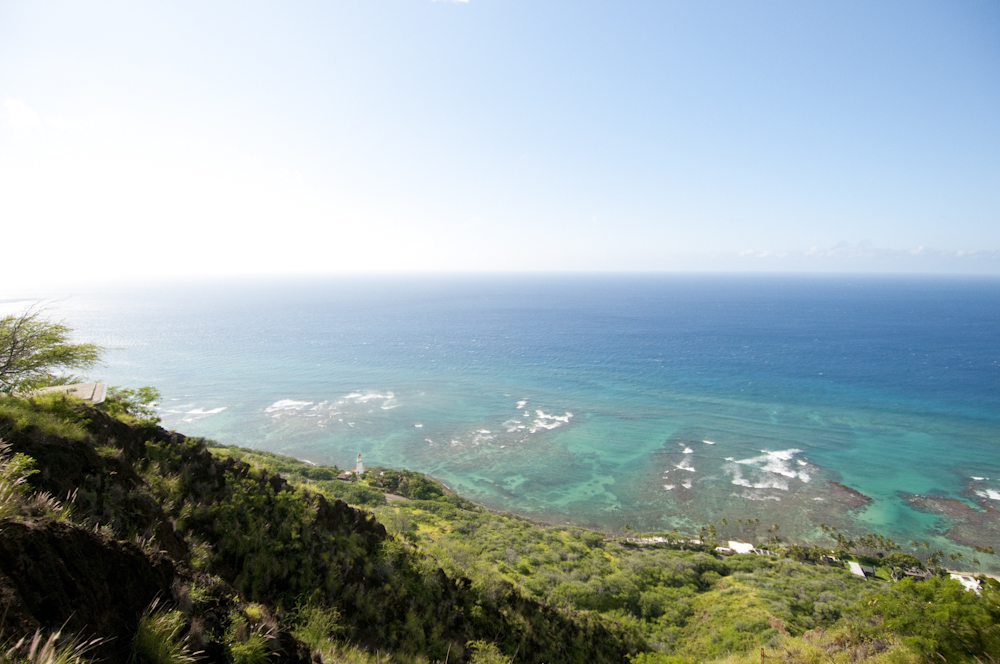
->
left=5, top=274, right=999, bottom=564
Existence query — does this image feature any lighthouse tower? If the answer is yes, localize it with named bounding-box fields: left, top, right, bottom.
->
left=354, top=453, right=364, bottom=475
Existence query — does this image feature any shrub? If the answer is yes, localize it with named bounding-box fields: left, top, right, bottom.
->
left=858, top=577, right=1000, bottom=662
left=292, top=603, right=342, bottom=650
left=466, top=641, right=511, bottom=664
left=224, top=618, right=269, bottom=664
left=100, top=387, right=161, bottom=425
left=130, top=601, right=198, bottom=664
left=0, top=443, right=69, bottom=523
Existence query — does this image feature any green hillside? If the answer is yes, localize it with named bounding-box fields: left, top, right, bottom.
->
left=0, top=392, right=997, bottom=664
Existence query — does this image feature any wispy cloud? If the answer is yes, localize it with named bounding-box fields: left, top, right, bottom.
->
left=732, top=241, right=999, bottom=267
left=4, top=99, right=41, bottom=136
left=4, top=99, right=77, bottom=137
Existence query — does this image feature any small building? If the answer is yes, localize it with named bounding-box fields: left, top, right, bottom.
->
left=728, top=541, right=757, bottom=555
left=848, top=561, right=875, bottom=579
left=891, top=567, right=931, bottom=582
left=337, top=454, right=365, bottom=481
left=950, top=573, right=981, bottom=593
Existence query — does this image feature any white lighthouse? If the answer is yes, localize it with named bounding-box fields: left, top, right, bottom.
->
left=353, top=453, right=364, bottom=475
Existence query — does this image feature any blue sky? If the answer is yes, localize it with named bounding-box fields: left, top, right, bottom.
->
left=1, top=0, right=998, bottom=284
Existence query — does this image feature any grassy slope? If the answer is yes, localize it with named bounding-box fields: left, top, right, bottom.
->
left=0, top=395, right=639, bottom=664
left=1, top=393, right=998, bottom=664
left=211, top=438, right=1000, bottom=663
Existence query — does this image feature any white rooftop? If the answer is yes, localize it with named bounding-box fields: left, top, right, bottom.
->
left=728, top=540, right=756, bottom=555
left=950, top=573, right=981, bottom=593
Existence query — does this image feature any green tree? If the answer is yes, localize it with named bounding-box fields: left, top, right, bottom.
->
left=859, top=576, right=1000, bottom=661
left=0, top=307, right=102, bottom=393
left=102, top=386, right=162, bottom=424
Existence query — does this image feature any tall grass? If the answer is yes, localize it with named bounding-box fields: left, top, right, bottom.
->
left=130, top=600, right=199, bottom=664
left=2, top=631, right=102, bottom=664
left=312, top=643, right=401, bottom=664
left=224, top=616, right=269, bottom=664
left=0, top=443, right=69, bottom=523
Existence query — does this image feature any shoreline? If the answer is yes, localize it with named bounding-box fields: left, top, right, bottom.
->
left=244, top=444, right=1000, bottom=576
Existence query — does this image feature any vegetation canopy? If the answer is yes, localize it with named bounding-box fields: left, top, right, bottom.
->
left=0, top=307, right=102, bottom=394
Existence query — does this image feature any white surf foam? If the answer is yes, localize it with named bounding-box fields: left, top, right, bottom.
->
left=344, top=392, right=394, bottom=403
left=736, top=449, right=802, bottom=477
left=673, top=460, right=696, bottom=473
left=975, top=489, right=1000, bottom=501
left=663, top=484, right=675, bottom=491
left=682, top=447, right=694, bottom=454
left=972, top=477, right=986, bottom=481
left=516, top=400, right=528, bottom=409
left=502, top=419, right=523, bottom=432
left=180, top=406, right=228, bottom=423
left=186, top=407, right=227, bottom=415
left=265, top=399, right=313, bottom=413
left=730, top=470, right=789, bottom=491
left=728, top=449, right=809, bottom=489
left=681, top=481, right=692, bottom=489
left=414, top=423, right=423, bottom=428
left=529, top=410, right=573, bottom=433
left=470, top=430, right=494, bottom=445
left=702, top=440, right=715, bottom=445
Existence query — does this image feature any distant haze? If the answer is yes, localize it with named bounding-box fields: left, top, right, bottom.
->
left=1, top=1, right=998, bottom=288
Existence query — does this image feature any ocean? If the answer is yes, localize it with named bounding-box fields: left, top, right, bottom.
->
left=6, top=274, right=999, bottom=564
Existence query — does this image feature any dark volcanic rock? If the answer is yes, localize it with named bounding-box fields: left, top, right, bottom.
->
left=0, top=519, right=174, bottom=663
left=3, top=408, right=190, bottom=561
left=826, top=481, right=873, bottom=509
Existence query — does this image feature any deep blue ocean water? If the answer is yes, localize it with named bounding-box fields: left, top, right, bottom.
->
left=6, top=274, right=999, bottom=561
